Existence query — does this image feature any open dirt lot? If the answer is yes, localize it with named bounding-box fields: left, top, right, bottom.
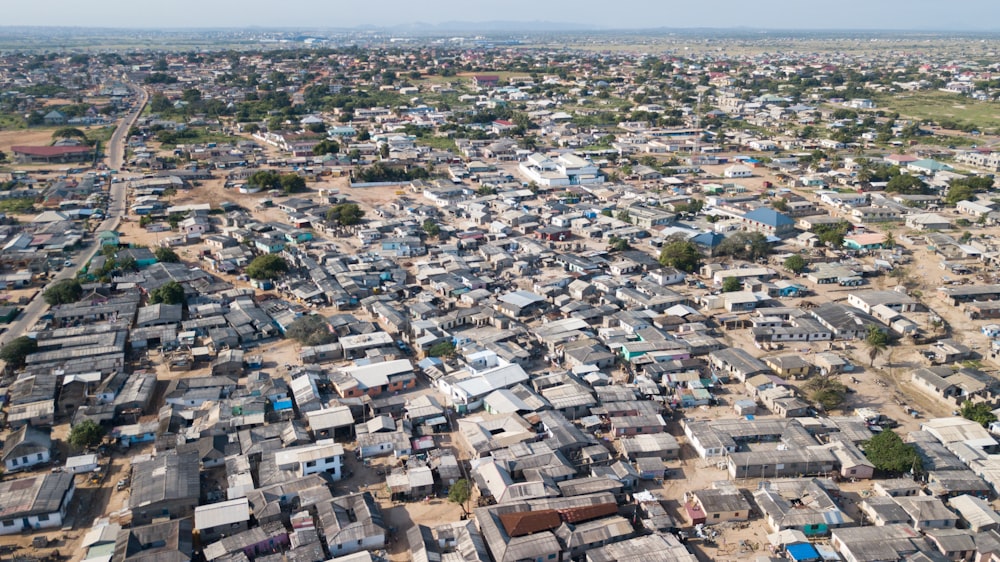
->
left=0, top=128, right=59, bottom=156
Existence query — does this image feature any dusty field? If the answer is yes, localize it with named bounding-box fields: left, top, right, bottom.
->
left=0, top=128, right=59, bottom=155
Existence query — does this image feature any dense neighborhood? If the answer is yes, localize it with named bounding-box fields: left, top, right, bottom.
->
left=5, top=30, right=1000, bottom=562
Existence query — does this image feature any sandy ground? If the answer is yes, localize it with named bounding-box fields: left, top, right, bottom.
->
left=0, top=128, right=59, bottom=155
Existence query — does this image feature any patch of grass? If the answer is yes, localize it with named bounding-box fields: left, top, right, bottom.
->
left=876, top=91, right=1000, bottom=130
left=415, top=136, right=458, bottom=152
left=85, top=126, right=116, bottom=144
left=0, top=198, right=36, bottom=213
left=0, top=113, right=27, bottom=130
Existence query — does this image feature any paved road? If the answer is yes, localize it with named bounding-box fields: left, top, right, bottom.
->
left=0, top=84, right=147, bottom=348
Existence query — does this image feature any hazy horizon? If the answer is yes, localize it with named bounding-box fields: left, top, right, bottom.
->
left=5, top=0, right=1000, bottom=31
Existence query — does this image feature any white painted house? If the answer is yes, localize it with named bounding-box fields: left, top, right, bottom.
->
left=274, top=440, right=345, bottom=480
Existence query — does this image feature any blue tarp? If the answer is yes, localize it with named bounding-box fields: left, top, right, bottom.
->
left=787, top=543, right=820, bottom=562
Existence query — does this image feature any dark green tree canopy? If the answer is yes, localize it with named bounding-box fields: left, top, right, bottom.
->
left=44, top=279, right=83, bottom=306
left=154, top=247, right=180, bottom=263
left=0, top=336, right=37, bottom=368
left=68, top=419, right=105, bottom=449
left=246, top=254, right=288, bottom=280
left=783, top=254, right=808, bottom=274
left=961, top=402, right=997, bottom=428
left=150, top=281, right=185, bottom=305
left=448, top=478, right=471, bottom=514
left=659, top=238, right=702, bottom=273
left=863, top=430, right=923, bottom=475
left=327, top=203, right=365, bottom=226
left=286, top=315, right=337, bottom=346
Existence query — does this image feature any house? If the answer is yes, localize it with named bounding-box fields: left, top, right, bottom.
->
left=312, top=492, right=387, bottom=556
left=708, top=348, right=771, bottom=383
left=615, top=433, right=680, bottom=460
left=843, top=233, right=887, bottom=251
left=894, top=496, right=958, bottom=531
left=686, top=482, right=752, bottom=525
left=724, top=164, right=753, bottom=178
left=906, top=213, right=952, bottom=230
left=948, top=494, right=1000, bottom=533
left=753, top=478, right=852, bottom=536
left=830, top=524, right=924, bottom=562
left=128, top=451, right=200, bottom=526
left=741, top=208, right=796, bottom=236
left=12, top=145, right=93, bottom=164
left=847, top=290, right=919, bottom=315
left=1, top=425, right=51, bottom=473
left=472, top=75, right=500, bottom=88
left=0, top=472, right=75, bottom=534
left=763, top=355, right=812, bottom=379
left=810, top=303, right=887, bottom=340
left=194, top=497, right=251, bottom=543
left=114, top=519, right=195, bottom=561
left=273, top=439, right=345, bottom=480
left=860, top=496, right=911, bottom=526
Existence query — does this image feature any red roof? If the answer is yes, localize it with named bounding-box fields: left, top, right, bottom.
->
left=558, top=502, right=618, bottom=523
left=498, top=510, right=561, bottom=537
left=11, top=145, right=91, bottom=157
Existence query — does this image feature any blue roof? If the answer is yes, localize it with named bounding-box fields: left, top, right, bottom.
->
left=691, top=231, right=725, bottom=248
left=786, top=543, right=820, bottom=561
left=743, top=208, right=795, bottom=227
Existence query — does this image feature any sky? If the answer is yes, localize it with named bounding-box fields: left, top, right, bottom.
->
left=4, top=0, right=1000, bottom=31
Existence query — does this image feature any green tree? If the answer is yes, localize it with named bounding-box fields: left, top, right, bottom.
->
left=961, top=402, right=998, bottom=428
left=154, top=247, right=180, bottom=263
left=313, top=139, right=340, bottom=155
left=863, top=430, right=923, bottom=475
left=722, top=277, right=741, bottom=292
left=51, top=127, right=88, bottom=142
left=882, top=230, right=895, bottom=249
left=659, top=238, right=702, bottom=273
left=286, top=315, right=337, bottom=346
left=945, top=184, right=975, bottom=206
left=865, top=325, right=889, bottom=367
left=149, top=281, right=185, bottom=305
left=805, top=374, right=847, bottom=411
left=608, top=235, right=631, bottom=252
left=615, top=209, right=632, bottom=223
left=326, top=203, right=365, bottom=226
left=422, top=219, right=441, bottom=238
left=44, top=278, right=83, bottom=306
left=448, top=478, right=471, bottom=515
left=886, top=173, right=928, bottom=194
left=427, top=341, right=457, bottom=358
left=813, top=221, right=851, bottom=247
left=248, top=170, right=282, bottom=190
left=0, top=336, right=37, bottom=368
left=379, top=143, right=390, bottom=159
left=783, top=254, right=808, bottom=274
left=279, top=174, right=306, bottom=194
left=716, top=231, right=771, bottom=261
left=68, top=419, right=105, bottom=449
left=246, top=254, right=288, bottom=280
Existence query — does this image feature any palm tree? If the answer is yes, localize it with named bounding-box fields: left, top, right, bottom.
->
left=882, top=230, right=895, bottom=249
left=865, top=325, right=889, bottom=367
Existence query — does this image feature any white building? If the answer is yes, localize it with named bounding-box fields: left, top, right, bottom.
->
left=0, top=473, right=75, bottom=534
left=274, top=440, right=345, bottom=480
left=724, top=165, right=753, bottom=178
left=518, top=152, right=604, bottom=187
